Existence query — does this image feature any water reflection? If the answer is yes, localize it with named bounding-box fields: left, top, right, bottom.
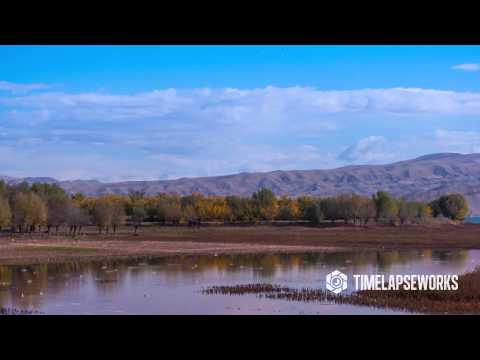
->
left=0, top=249, right=478, bottom=315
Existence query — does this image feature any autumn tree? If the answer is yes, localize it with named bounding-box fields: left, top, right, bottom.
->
left=111, top=203, right=126, bottom=233
left=276, top=196, right=300, bottom=220
left=397, top=199, right=419, bottom=225
left=0, top=196, right=11, bottom=231
left=416, top=202, right=432, bottom=221
left=252, top=188, right=278, bottom=221
left=128, top=190, right=145, bottom=203
left=71, top=192, right=86, bottom=203
left=226, top=196, right=255, bottom=222
left=153, top=195, right=182, bottom=224
left=32, top=183, right=70, bottom=234
left=92, top=201, right=114, bottom=233
left=353, top=195, right=376, bottom=225
left=126, top=190, right=146, bottom=215
left=183, top=205, right=199, bottom=225
left=0, top=180, right=7, bottom=199
left=66, top=203, right=91, bottom=235
left=164, top=204, right=182, bottom=225
left=336, top=194, right=355, bottom=224
left=181, top=193, right=204, bottom=224
left=12, top=192, right=47, bottom=232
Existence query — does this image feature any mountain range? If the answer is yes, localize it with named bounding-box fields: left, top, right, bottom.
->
left=2, top=153, right=480, bottom=215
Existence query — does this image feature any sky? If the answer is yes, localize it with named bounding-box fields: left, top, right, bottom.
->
left=0, top=45, right=480, bottom=182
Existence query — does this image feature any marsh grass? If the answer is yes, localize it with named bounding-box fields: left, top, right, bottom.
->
left=0, top=307, right=43, bottom=315
left=202, top=267, right=480, bottom=314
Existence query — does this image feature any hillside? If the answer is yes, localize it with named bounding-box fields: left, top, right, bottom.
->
left=2, top=153, right=480, bottom=214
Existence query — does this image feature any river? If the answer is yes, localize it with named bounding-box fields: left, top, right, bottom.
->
left=1, top=249, right=479, bottom=314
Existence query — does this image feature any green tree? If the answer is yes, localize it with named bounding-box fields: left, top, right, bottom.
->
left=305, top=203, right=323, bottom=225
left=373, top=191, right=398, bottom=225
left=397, top=199, right=418, bottom=225
left=297, top=196, right=316, bottom=220
left=226, top=196, right=255, bottom=222
left=429, top=199, right=442, bottom=217
left=320, top=197, right=339, bottom=223
left=416, top=202, right=432, bottom=220
left=438, top=194, right=469, bottom=221
left=356, top=196, right=376, bottom=225
left=252, top=188, right=278, bottom=221
left=131, top=206, right=146, bottom=234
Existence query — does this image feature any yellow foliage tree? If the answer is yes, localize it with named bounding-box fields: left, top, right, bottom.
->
left=0, top=196, right=12, bottom=230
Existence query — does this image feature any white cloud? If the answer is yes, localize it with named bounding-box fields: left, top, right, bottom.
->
left=2, top=85, right=480, bottom=181
left=434, top=129, right=480, bottom=153
left=4, top=87, right=480, bottom=123
left=338, top=136, right=398, bottom=163
left=0, top=80, right=51, bottom=94
left=452, top=63, right=480, bottom=72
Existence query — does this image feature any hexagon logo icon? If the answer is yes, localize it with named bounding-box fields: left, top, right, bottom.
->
left=326, top=270, right=348, bottom=294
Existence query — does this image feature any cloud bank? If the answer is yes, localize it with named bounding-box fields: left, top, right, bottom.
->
left=4, top=87, right=480, bottom=120
left=1, top=85, right=479, bottom=180
left=0, top=81, right=52, bottom=94
left=452, top=64, right=480, bottom=72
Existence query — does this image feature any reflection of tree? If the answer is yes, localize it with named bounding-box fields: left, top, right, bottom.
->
left=0, top=266, right=13, bottom=307
left=375, top=250, right=426, bottom=271
left=10, top=265, right=48, bottom=309
left=431, top=250, right=469, bottom=265
left=2, top=249, right=467, bottom=312
left=376, top=251, right=401, bottom=272
left=90, top=261, right=129, bottom=295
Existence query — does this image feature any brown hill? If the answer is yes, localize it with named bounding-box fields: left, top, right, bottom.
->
left=3, top=153, right=480, bottom=215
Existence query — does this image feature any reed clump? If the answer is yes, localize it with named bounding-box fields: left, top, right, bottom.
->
left=0, top=307, right=43, bottom=315
left=202, top=267, right=480, bottom=314
left=202, top=283, right=291, bottom=295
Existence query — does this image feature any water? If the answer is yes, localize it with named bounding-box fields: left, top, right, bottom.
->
left=466, top=216, right=480, bottom=224
left=1, top=249, right=479, bottom=315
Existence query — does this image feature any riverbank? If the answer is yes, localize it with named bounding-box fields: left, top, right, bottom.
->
left=0, top=223, right=479, bottom=266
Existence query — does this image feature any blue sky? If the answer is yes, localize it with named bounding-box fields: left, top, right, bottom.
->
left=0, top=45, right=480, bottom=181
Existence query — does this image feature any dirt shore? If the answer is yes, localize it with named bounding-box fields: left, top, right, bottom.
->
left=0, top=223, right=479, bottom=266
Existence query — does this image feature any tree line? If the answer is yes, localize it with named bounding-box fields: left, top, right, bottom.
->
left=0, top=181, right=470, bottom=235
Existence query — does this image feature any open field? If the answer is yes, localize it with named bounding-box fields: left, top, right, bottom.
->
left=0, top=223, right=479, bottom=266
